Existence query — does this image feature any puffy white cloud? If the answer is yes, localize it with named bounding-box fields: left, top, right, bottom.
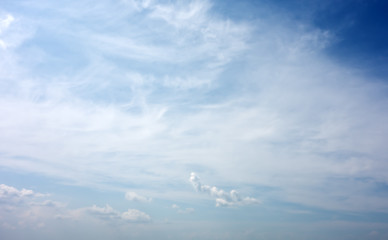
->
left=125, top=191, right=152, bottom=203
left=0, top=184, right=152, bottom=231
left=0, top=184, right=47, bottom=204
left=0, top=184, right=64, bottom=229
left=189, top=173, right=260, bottom=207
left=0, top=184, right=34, bottom=198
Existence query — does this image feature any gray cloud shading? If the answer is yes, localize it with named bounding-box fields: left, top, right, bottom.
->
left=190, top=173, right=260, bottom=207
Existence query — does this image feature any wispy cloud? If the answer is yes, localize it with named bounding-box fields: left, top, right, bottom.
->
left=1, top=0, right=388, bottom=216
left=171, top=204, right=194, bottom=214
left=190, top=173, right=260, bottom=207
left=125, top=191, right=152, bottom=203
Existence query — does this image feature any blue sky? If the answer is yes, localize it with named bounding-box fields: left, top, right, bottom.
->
left=1, top=0, right=388, bottom=239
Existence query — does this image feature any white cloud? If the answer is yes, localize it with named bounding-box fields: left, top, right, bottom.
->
left=0, top=183, right=34, bottom=198
left=125, top=191, right=152, bottom=203
left=171, top=204, right=195, bottom=214
left=78, top=204, right=151, bottom=223
left=0, top=14, right=14, bottom=49
left=122, top=209, right=151, bottom=222
left=171, top=204, right=179, bottom=209
left=0, top=184, right=64, bottom=229
left=83, top=204, right=120, bottom=220
left=1, top=0, right=388, bottom=214
left=0, top=184, right=152, bottom=231
left=0, top=184, right=48, bottom=204
left=190, top=173, right=260, bottom=207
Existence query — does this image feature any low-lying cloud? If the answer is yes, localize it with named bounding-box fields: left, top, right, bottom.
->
left=83, top=204, right=151, bottom=223
left=190, top=172, right=260, bottom=207
left=0, top=184, right=152, bottom=230
left=125, top=191, right=152, bottom=203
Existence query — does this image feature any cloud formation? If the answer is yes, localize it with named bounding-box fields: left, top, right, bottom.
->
left=0, top=183, right=34, bottom=200
left=171, top=204, right=194, bottom=214
left=125, top=191, right=152, bottom=203
left=1, top=0, right=388, bottom=216
left=0, top=184, right=151, bottom=231
left=190, top=173, right=260, bottom=207
left=83, top=204, right=151, bottom=223
left=0, top=14, right=14, bottom=48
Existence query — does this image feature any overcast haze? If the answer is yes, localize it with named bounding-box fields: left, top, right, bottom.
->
left=1, top=0, right=388, bottom=239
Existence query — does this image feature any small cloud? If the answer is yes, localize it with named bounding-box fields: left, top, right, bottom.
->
left=0, top=14, right=15, bottom=49
left=125, top=191, right=152, bottom=203
left=84, top=204, right=120, bottom=221
left=0, top=14, right=14, bottom=34
left=82, top=204, right=151, bottom=223
left=0, top=184, right=44, bottom=204
left=178, top=208, right=194, bottom=214
left=171, top=204, right=194, bottom=214
left=189, top=172, right=260, bottom=207
left=121, top=209, right=151, bottom=222
left=171, top=204, right=179, bottom=209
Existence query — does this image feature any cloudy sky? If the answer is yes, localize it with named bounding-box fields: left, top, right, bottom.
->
left=1, top=0, right=388, bottom=239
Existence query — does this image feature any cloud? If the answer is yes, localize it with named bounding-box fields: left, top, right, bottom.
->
left=189, top=173, right=260, bottom=207
left=81, top=204, right=151, bottom=223
left=121, top=209, right=151, bottom=222
left=0, top=184, right=152, bottom=231
left=0, top=14, right=14, bottom=49
left=0, top=183, right=34, bottom=198
left=1, top=0, right=388, bottom=215
left=0, top=184, right=47, bottom=204
left=171, top=204, right=179, bottom=209
left=171, top=204, right=195, bottom=214
left=125, top=191, right=152, bottom=203
left=0, top=184, right=64, bottom=229
left=83, top=204, right=121, bottom=221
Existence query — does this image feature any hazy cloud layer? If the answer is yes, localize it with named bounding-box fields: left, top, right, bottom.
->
left=0, top=0, right=388, bottom=228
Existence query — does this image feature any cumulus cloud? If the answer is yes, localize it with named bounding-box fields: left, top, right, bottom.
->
left=0, top=184, right=64, bottom=229
left=125, top=191, right=152, bottom=203
left=0, top=184, right=152, bottom=231
left=0, top=183, right=34, bottom=198
left=189, top=173, right=260, bottom=207
left=0, top=184, right=47, bottom=204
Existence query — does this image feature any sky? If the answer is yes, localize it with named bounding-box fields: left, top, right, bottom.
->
left=1, top=0, right=388, bottom=239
